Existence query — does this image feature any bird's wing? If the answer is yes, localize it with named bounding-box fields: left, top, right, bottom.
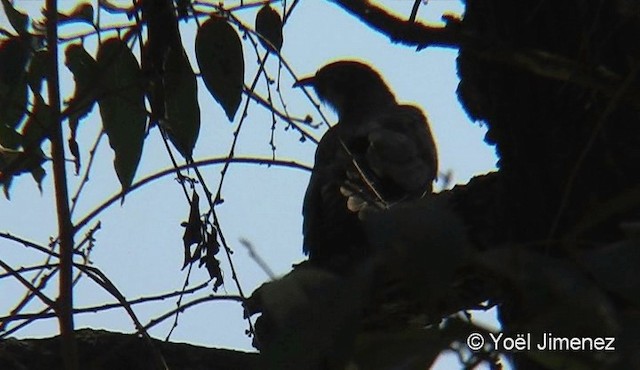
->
left=354, top=105, right=438, bottom=201
left=302, top=126, right=362, bottom=260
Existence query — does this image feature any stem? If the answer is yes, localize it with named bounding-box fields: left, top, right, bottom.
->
left=46, top=0, right=78, bottom=369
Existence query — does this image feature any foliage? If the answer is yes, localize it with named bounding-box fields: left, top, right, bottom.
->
left=2, top=1, right=639, bottom=370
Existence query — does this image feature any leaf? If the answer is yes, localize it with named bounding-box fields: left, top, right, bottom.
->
left=65, top=43, right=99, bottom=172
left=22, top=93, right=52, bottom=150
left=0, top=92, right=48, bottom=197
left=59, top=3, right=94, bottom=25
left=30, top=164, right=45, bottom=192
left=98, top=0, right=133, bottom=14
left=0, top=146, right=46, bottom=197
left=1, top=0, right=28, bottom=35
left=163, top=45, right=201, bottom=158
left=255, top=4, right=283, bottom=53
left=0, top=123, right=21, bottom=149
left=182, top=192, right=202, bottom=268
left=66, top=43, right=99, bottom=117
left=96, top=38, right=146, bottom=192
left=195, top=16, right=244, bottom=121
left=0, top=36, right=29, bottom=129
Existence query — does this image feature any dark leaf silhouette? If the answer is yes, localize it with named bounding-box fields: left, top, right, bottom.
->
left=0, top=36, right=30, bottom=130
left=163, top=45, right=201, bottom=158
left=65, top=43, right=99, bottom=172
left=0, top=124, right=21, bottom=149
left=22, top=93, right=52, bottom=151
left=0, top=86, right=48, bottom=197
left=195, top=16, right=244, bottom=121
left=97, top=0, right=132, bottom=14
left=1, top=0, right=28, bottom=35
left=96, top=38, right=146, bottom=192
left=59, top=3, right=94, bottom=25
left=255, top=4, right=283, bottom=53
left=0, top=146, right=46, bottom=198
left=182, top=192, right=202, bottom=268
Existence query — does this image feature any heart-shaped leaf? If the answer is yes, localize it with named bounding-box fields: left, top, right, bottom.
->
left=96, top=38, right=147, bottom=192
left=195, top=16, right=244, bottom=121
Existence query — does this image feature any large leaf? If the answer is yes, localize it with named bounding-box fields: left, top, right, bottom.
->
left=96, top=38, right=146, bottom=192
left=255, top=4, right=283, bottom=53
left=195, top=16, right=244, bottom=121
left=163, top=45, right=201, bottom=158
left=0, top=36, right=29, bottom=129
left=1, top=0, right=28, bottom=35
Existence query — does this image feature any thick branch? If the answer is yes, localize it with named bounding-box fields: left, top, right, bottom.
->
left=0, top=329, right=261, bottom=370
left=330, top=0, right=461, bottom=49
left=45, top=1, right=78, bottom=369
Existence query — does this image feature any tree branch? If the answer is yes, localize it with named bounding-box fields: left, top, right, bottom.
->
left=45, top=0, right=78, bottom=368
left=330, top=0, right=461, bottom=49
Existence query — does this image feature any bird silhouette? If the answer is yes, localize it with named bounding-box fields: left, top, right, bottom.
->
left=296, top=61, right=438, bottom=272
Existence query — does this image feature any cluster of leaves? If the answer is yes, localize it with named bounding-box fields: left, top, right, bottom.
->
left=0, top=0, right=49, bottom=197
left=181, top=191, right=223, bottom=291
left=0, top=0, right=284, bottom=197
left=1, top=0, right=287, bottom=337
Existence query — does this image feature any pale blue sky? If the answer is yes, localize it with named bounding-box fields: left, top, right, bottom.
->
left=1, top=1, right=500, bottom=368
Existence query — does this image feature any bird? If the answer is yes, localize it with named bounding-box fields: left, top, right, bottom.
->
left=295, top=60, right=438, bottom=272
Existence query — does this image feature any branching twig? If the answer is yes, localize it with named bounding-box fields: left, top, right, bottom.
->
left=0, top=259, right=56, bottom=309
left=74, top=157, right=310, bottom=233
left=143, top=294, right=244, bottom=332
left=0, top=281, right=215, bottom=327
left=70, top=131, right=104, bottom=215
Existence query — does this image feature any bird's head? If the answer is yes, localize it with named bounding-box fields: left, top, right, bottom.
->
left=295, top=61, right=396, bottom=120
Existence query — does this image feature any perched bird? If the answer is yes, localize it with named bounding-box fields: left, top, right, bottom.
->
left=296, top=61, right=438, bottom=272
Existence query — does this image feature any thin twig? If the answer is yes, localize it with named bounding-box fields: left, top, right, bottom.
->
left=409, top=0, right=422, bottom=23
left=0, top=259, right=56, bottom=308
left=73, top=157, right=310, bottom=232
left=239, top=238, right=276, bottom=280
left=70, top=131, right=104, bottom=215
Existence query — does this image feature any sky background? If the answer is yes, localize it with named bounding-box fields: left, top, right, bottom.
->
left=1, top=0, right=500, bottom=368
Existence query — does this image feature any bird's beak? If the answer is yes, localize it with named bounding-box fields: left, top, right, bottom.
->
left=293, top=75, right=315, bottom=88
